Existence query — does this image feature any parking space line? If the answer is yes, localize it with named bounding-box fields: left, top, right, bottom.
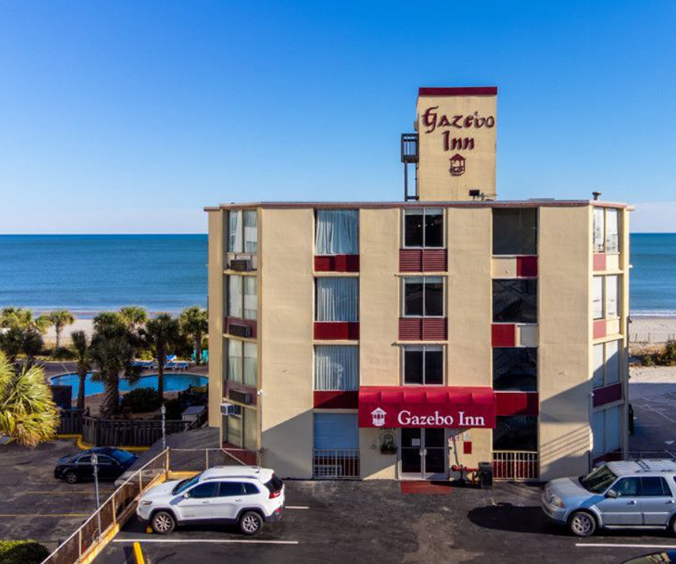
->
left=645, top=404, right=676, bottom=424
left=576, top=543, right=676, bottom=549
left=113, top=539, right=299, bottom=545
left=0, top=513, right=90, bottom=518
left=286, top=505, right=309, bottom=510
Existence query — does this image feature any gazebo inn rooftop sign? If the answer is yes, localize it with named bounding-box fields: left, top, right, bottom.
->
left=420, top=106, right=496, bottom=177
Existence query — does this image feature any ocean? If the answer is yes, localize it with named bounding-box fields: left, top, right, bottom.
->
left=0, top=233, right=673, bottom=316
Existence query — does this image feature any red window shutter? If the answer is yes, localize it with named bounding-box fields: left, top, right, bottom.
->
left=400, top=249, right=422, bottom=272
left=422, top=249, right=447, bottom=272
left=422, top=318, right=447, bottom=340
left=491, top=324, right=516, bottom=347
left=398, top=318, right=422, bottom=340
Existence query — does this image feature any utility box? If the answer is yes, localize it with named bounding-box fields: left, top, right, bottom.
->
left=478, top=462, right=493, bottom=489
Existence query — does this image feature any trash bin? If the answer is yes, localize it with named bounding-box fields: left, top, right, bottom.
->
left=478, top=462, right=493, bottom=489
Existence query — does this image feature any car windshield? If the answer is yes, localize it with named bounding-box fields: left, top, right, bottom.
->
left=579, top=465, right=618, bottom=494
left=173, top=474, right=202, bottom=495
left=110, top=450, right=135, bottom=464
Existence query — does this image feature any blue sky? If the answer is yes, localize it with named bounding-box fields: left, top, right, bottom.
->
left=0, top=0, right=674, bottom=233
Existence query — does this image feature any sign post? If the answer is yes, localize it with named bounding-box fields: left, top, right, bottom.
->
left=161, top=404, right=167, bottom=450
left=91, top=453, right=102, bottom=537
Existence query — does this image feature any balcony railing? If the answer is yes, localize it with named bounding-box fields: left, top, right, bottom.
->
left=492, top=451, right=539, bottom=481
left=313, top=449, right=360, bottom=479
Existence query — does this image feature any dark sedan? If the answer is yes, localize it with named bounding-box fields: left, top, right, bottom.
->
left=54, top=447, right=138, bottom=484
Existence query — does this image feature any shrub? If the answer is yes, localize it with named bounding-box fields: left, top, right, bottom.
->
left=52, top=346, right=76, bottom=360
left=641, top=354, right=655, bottom=367
left=163, top=398, right=183, bottom=420
left=120, top=388, right=162, bottom=413
left=0, top=540, right=49, bottom=564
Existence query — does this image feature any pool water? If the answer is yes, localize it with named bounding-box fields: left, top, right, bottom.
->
left=50, top=373, right=208, bottom=397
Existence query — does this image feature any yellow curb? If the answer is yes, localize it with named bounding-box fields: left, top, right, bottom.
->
left=133, top=541, right=146, bottom=564
left=0, top=437, right=15, bottom=445
left=65, top=434, right=150, bottom=452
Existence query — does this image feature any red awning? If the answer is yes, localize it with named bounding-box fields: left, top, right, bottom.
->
left=358, top=386, right=495, bottom=429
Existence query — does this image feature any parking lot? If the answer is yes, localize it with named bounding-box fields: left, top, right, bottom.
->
left=90, top=479, right=676, bottom=564
left=0, top=439, right=118, bottom=551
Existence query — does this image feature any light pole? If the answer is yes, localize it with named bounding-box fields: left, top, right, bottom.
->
left=161, top=404, right=166, bottom=450
left=91, top=453, right=102, bottom=537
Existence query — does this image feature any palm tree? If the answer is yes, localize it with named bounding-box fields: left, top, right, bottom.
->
left=0, top=351, right=59, bottom=447
left=89, top=320, right=140, bottom=418
left=48, top=310, right=76, bottom=350
left=179, top=306, right=208, bottom=365
left=142, top=314, right=181, bottom=399
left=119, top=306, right=148, bottom=331
left=0, top=326, right=44, bottom=367
left=1, top=307, right=52, bottom=334
left=71, top=330, right=92, bottom=410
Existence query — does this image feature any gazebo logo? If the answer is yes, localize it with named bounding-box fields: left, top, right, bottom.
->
left=371, top=407, right=387, bottom=427
left=449, top=153, right=466, bottom=176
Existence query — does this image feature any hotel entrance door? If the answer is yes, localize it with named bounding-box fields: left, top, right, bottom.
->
left=399, top=428, right=448, bottom=480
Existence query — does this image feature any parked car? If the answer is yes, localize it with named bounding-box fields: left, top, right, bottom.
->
left=136, top=466, right=285, bottom=535
left=54, top=447, right=138, bottom=484
left=542, top=459, right=676, bottom=537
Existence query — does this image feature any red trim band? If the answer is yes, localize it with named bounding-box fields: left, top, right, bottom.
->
left=418, top=87, right=497, bottom=97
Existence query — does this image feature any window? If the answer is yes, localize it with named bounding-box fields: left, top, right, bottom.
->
left=593, top=276, right=603, bottom=319
left=315, top=278, right=359, bottom=322
left=641, top=477, right=670, bottom=497
left=605, top=275, right=619, bottom=318
left=493, top=416, right=538, bottom=451
left=493, top=280, right=537, bottom=323
left=593, top=207, right=620, bottom=254
left=189, top=482, right=218, bottom=498
left=77, top=455, right=92, bottom=464
left=593, top=208, right=605, bottom=253
left=492, top=208, right=537, bottom=255
left=403, top=346, right=443, bottom=385
left=613, top=478, right=640, bottom=497
left=493, top=348, right=537, bottom=392
left=313, top=413, right=359, bottom=449
left=315, top=210, right=359, bottom=255
left=314, top=346, right=359, bottom=391
left=592, top=340, right=621, bottom=389
left=223, top=409, right=242, bottom=446
left=606, top=209, right=619, bottom=253
left=243, top=407, right=258, bottom=452
left=592, top=405, right=621, bottom=457
left=227, top=339, right=243, bottom=383
left=228, top=210, right=257, bottom=254
left=404, top=208, right=444, bottom=248
left=403, top=277, right=444, bottom=317
left=243, top=342, right=257, bottom=387
left=217, top=482, right=245, bottom=497
left=244, top=482, right=260, bottom=495
left=227, top=275, right=257, bottom=320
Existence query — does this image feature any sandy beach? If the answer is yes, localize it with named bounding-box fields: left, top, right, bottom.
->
left=44, top=318, right=94, bottom=345
left=629, top=315, right=676, bottom=344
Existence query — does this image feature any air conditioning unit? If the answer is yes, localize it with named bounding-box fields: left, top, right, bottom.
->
left=229, top=323, right=252, bottom=338
left=229, top=389, right=252, bottom=405
left=220, top=402, right=237, bottom=416
left=229, top=259, right=253, bottom=272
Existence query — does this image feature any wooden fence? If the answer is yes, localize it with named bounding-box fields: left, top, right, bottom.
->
left=57, top=409, right=89, bottom=435
left=81, top=416, right=196, bottom=447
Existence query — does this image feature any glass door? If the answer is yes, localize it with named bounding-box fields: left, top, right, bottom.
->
left=399, top=428, right=448, bottom=480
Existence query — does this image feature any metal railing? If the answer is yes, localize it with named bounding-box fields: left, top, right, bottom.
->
left=626, top=451, right=676, bottom=460
left=169, top=448, right=250, bottom=472
left=492, top=451, right=539, bottom=481
left=42, top=449, right=169, bottom=564
left=313, top=449, right=360, bottom=479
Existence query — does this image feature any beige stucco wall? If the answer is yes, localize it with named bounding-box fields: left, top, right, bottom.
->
left=446, top=207, right=492, bottom=387
left=538, top=206, right=591, bottom=481
left=207, top=210, right=224, bottom=429
left=259, top=208, right=315, bottom=479
left=359, top=208, right=400, bottom=478
left=416, top=95, right=497, bottom=201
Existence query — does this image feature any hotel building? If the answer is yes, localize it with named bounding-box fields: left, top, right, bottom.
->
left=205, top=87, right=632, bottom=482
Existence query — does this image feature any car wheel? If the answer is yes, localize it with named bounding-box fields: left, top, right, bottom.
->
left=669, top=515, right=676, bottom=536
left=151, top=511, right=176, bottom=534
left=239, top=511, right=263, bottom=536
left=569, top=511, right=596, bottom=537
left=65, top=471, right=78, bottom=484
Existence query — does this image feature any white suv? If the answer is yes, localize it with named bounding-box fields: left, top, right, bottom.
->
left=137, top=466, right=285, bottom=535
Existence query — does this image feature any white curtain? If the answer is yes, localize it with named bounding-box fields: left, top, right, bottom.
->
left=593, top=276, right=604, bottom=319
left=244, top=211, right=257, bottom=253
left=316, top=278, right=358, bottom=321
left=315, top=210, right=359, bottom=255
left=244, top=277, right=257, bottom=320
left=605, top=340, right=620, bottom=384
left=606, top=209, right=619, bottom=253
left=592, top=344, right=604, bottom=389
left=227, top=339, right=243, bottom=383
left=314, top=346, right=358, bottom=390
left=593, top=208, right=605, bottom=253
left=228, top=275, right=243, bottom=318
left=605, top=275, right=618, bottom=318
left=243, top=342, right=257, bottom=386
left=228, top=211, right=243, bottom=253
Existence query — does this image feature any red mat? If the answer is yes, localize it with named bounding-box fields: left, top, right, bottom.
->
left=400, top=481, right=454, bottom=495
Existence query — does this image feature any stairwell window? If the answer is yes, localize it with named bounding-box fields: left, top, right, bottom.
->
left=404, top=208, right=444, bottom=248
left=228, top=210, right=257, bottom=254
left=315, top=210, right=359, bottom=255
left=403, top=346, right=443, bottom=385
left=492, top=279, right=537, bottom=323
left=315, top=278, right=359, bottom=322
left=403, top=277, right=444, bottom=317
left=492, top=208, right=537, bottom=255
left=493, top=348, right=537, bottom=392
left=314, top=346, right=359, bottom=391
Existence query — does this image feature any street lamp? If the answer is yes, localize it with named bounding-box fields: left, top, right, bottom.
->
left=91, top=453, right=102, bottom=537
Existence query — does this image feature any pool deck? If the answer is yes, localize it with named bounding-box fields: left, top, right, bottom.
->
left=40, top=361, right=209, bottom=379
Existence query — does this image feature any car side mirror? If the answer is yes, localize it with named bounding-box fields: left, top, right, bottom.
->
left=606, top=489, right=618, bottom=499
left=182, top=492, right=190, bottom=499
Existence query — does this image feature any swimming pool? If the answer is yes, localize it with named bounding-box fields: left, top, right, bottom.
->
left=50, top=373, right=208, bottom=397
